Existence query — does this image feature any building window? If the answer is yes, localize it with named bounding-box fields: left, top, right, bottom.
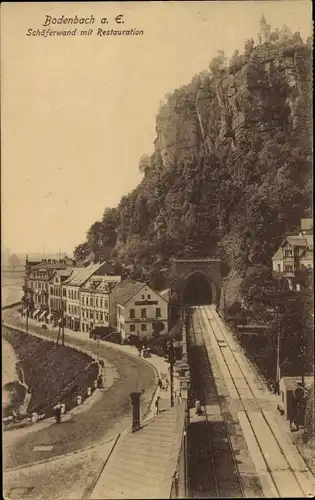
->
left=277, top=264, right=281, bottom=272
left=284, top=247, right=292, bottom=257
left=63, top=289, right=66, bottom=297
left=105, top=313, right=109, bottom=322
left=130, top=308, right=135, bottom=319
left=90, top=310, right=93, bottom=319
left=81, top=295, right=84, bottom=304
left=104, top=300, right=109, bottom=309
left=141, top=308, right=146, bottom=318
left=156, top=307, right=161, bottom=318
left=141, top=294, right=144, bottom=299
left=141, top=324, right=147, bottom=331
left=100, top=312, right=103, bottom=321
left=82, top=323, right=85, bottom=332
left=148, top=294, right=151, bottom=299
left=90, top=297, right=94, bottom=307
left=96, top=298, right=98, bottom=307
left=96, top=311, right=99, bottom=320
left=50, top=286, right=53, bottom=295
left=130, top=324, right=136, bottom=332
left=100, top=298, right=103, bottom=308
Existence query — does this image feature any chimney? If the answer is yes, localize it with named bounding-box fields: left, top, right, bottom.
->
left=130, top=392, right=142, bottom=432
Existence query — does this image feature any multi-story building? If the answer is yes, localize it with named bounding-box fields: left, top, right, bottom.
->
left=111, top=279, right=168, bottom=342
left=48, top=268, right=74, bottom=325
left=63, top=261, right=115, bottom=332
left=272, top=219, right=313, bottom=291
left=80, top=275, right=121, bottom=333
left=26, top=260, right=70, bottom=321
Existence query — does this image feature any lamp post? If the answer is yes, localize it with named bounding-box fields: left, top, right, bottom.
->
left=275, top=323, right=283, bottom=395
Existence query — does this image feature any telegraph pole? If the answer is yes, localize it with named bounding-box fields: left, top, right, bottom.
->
left=275, top=323, right=282, bottom=395
left=169, top=338, right=175, bottom=407
left=61, top=300, right=65, bottom=346
left=26, top=304, right=29, bottom=334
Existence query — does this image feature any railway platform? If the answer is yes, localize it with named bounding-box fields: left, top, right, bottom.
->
left=187, top=305, right=314, bottom=498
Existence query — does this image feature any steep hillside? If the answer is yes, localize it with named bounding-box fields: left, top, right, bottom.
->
left=75, top=22, right=312, bottom=310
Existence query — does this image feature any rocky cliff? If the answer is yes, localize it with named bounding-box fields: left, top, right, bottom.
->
left=76, top=26, right=312, bottom=311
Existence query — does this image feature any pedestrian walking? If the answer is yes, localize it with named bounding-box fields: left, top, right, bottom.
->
left=54, top=403, right=62, bottom=424
left=155, top=396, right=160, bottom=415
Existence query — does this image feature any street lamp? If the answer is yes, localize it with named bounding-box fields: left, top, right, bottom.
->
left=275, top=323, right=283, bottom=395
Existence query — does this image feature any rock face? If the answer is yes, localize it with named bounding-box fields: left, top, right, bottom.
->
left=80, top=27, right=312, bottom=311
left=150, top=37, right=311, bottom=308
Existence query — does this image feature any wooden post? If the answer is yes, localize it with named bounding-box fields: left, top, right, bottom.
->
left=130, top=392, right=142, bottom=432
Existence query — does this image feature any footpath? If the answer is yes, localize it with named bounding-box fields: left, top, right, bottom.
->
left=3, top=310, right=179, bottom=500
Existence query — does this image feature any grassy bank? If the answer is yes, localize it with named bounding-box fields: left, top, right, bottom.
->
left=3, top=326, right=99, bottom=419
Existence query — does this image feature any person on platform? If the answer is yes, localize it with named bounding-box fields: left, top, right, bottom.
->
left=155, top=396, right=160, bottom=415
left=54, top=403, right=62, bottom=424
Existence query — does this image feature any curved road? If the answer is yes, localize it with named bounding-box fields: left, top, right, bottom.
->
left=3, top=312, right=156, bottom=470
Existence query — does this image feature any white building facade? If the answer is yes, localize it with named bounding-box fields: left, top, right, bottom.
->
left=116, top=282, right=168, bottom=342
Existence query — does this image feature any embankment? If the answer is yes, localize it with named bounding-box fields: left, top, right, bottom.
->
left=3, top=326, right=99, bottom=420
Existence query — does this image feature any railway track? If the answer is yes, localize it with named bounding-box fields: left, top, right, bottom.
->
left=195, top=305, right=314, bottom=498
left=187, top=310, right=244, bottom=498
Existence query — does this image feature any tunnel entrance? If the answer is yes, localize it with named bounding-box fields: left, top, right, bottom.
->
left=182, top=272, right=213, bottom=305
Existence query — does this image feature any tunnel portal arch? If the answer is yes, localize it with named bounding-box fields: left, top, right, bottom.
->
left=182, top=271, right=216, bottom=305
left=171, top=258, right=222, bottom=306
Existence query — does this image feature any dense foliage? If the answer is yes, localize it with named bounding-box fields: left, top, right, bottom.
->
left=74, top=21, right=313, bottom=435
left=75, top=23, right=312, bottom=297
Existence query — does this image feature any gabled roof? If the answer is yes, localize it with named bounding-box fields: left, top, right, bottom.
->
left=287, top=236, right=308, bottom=246
left=64, top=262, right=105, bottom=287
left=160, top=288, right=171, bottom=302
left=31, top=262, right=68, bottom=270
left=56, top=268, right=74, bottom=277
left=272, top=247, right=283, bottom=260
left=114, top=280, right=145, bottom=306
left=90, top=403, right=186, bottom=500
left=82, top=275, right=121, bottom=292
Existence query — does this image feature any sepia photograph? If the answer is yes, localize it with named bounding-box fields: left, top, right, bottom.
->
left=1, top=1, right=313, bottom=498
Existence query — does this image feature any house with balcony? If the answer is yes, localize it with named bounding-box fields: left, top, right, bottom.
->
left=80, top=275, right=121, bottom=333
left=112, top=279, right=168, bottom=343
left=272, top=222, right=313, bottom=291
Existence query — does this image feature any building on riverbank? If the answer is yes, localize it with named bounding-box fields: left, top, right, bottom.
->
left=80, top=275, right=121, bottom=333
left=48, top=268, right=75, bottom=325
left=110, top=279, right=169, bottom=343
left=24, top=260, right=71, bottom=320
left=63, top=262, right=117, bottom=332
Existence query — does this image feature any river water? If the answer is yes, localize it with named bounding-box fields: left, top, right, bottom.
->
left=2, top=277, right=30, bottom=417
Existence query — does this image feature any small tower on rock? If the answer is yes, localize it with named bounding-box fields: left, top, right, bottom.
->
left=259, top=14, right=271, bottom=44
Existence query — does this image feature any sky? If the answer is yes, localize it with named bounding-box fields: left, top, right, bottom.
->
left=1, top=1, right=312, bottom=255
